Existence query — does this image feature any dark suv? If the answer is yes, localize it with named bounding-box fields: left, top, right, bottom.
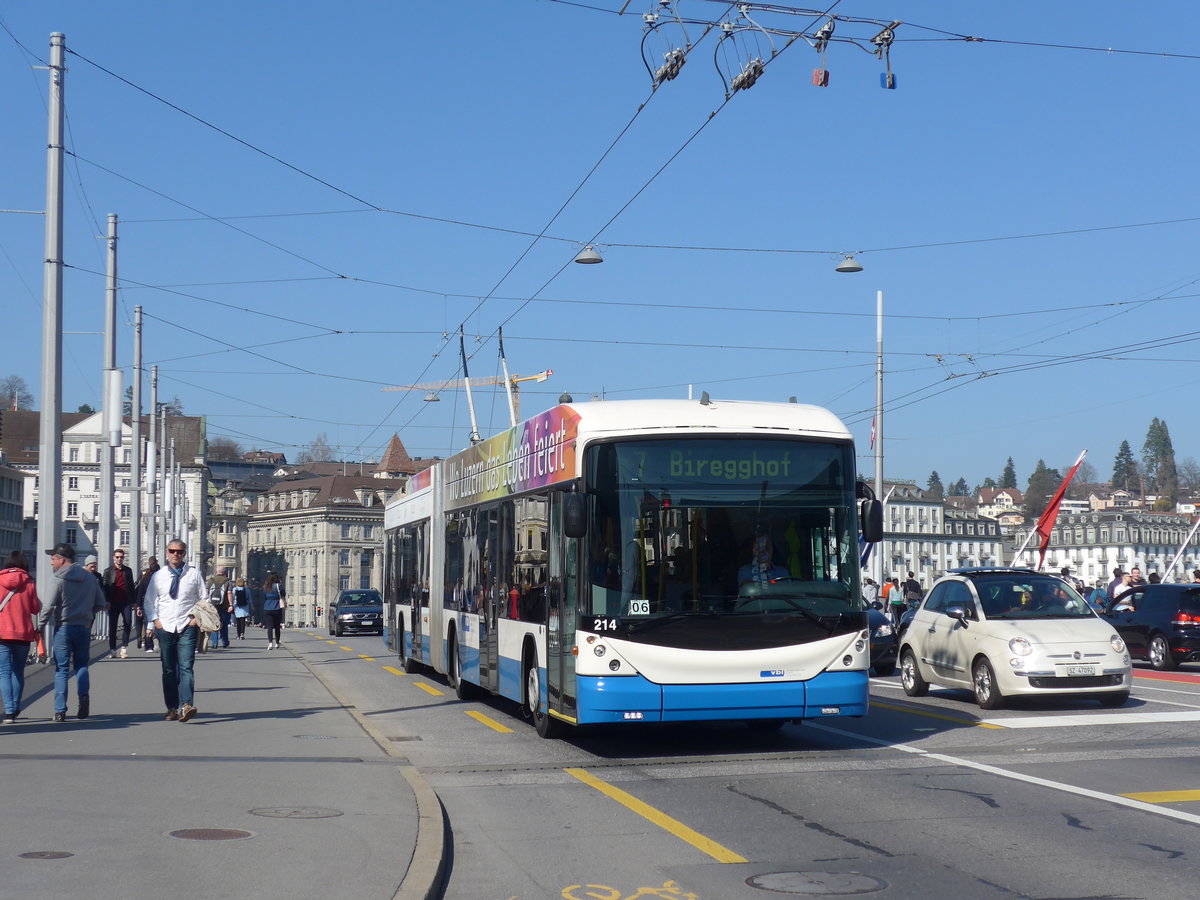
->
left=328, top=589, right=383, bottom=636
left=1103, top=583, right=1200, bottom=670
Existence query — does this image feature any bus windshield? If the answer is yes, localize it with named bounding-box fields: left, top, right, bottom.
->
left=584, top=437, right=863, bottom=648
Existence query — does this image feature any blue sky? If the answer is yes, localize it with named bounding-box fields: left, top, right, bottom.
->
left=3, top=1, right=1199, bottom=492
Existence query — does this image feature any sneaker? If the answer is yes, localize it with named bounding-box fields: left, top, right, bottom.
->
left=266, top=641, right=274, bottom=650
left=164, top=709, right=179, bottom=721
left=2, top=715, right=15, bottom=725
left=178, top=703, right=197, bottom=723
left=53, top=711, right=66, bottom=723
left=146, top=646, right=154, bottom=653
left=119, top=646, right=127, bottom=659
left=77, top=695, right=90, bottom=720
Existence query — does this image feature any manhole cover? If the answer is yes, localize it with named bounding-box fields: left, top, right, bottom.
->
left=294, top=734, right=336, bottom=740
left=747, top=871, right=887, bottom=895
left=249, top=807, right=343, bottom=819
left=169, top=829, right=253, bottom=841
left=19, top=851, right=74, bottom=860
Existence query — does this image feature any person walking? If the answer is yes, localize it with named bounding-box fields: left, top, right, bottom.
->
left=204, top=567, right=232, bottom=650
left=38, top=543, right=106, bottom=723
left=102, top=548, right=136, bottom=659
left=0, top=551, right=42, bottom=724
left=135, top=557, right=160, bottom=653
left=262, top=572, right=284, bottom=650
left=148, top=540, right=205, bottom=722
left=231, top=577, right=252, bottom=640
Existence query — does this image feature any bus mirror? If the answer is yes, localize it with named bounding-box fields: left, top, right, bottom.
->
left=860, top=498, right=883, bottom=543
left=563, top=493, right=587, bottom=539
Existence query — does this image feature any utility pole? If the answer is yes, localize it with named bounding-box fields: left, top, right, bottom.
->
left=99, top=214, right=120, bottom=566
left=147, top=366, right=158, bottom=559
left=36, top=32, right=66, bottom=592
left=131, top=306, right=143, bottom=569
left=874, top=290, right=885, bottom=588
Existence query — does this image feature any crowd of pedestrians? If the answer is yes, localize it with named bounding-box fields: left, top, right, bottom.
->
left=0, top=541, right=287, bottom=727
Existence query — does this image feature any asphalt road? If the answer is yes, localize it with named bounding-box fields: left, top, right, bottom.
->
left=292, top=630, right=1200, bottom=900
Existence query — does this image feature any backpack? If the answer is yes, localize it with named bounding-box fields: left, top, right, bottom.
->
left=233, top=586, right=250, bottom=608
left=903, top=580, right=923, bottom=602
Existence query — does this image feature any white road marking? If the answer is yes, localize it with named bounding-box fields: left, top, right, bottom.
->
left=982, top=710, right=1200, bottom=728
left=806, top=721, right=1200, bottom=827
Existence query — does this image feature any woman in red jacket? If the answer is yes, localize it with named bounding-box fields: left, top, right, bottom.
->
left=0, top=550, right=42, bottom=724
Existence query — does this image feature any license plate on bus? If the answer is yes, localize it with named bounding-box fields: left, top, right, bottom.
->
left=1064, top=665, right=1096, bottom=676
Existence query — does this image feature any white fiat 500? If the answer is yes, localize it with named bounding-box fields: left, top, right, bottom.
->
left=898, top=568, right=1132, bottom=709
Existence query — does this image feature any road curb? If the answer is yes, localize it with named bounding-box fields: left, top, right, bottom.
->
left=290, top=645, right=448, bottom=900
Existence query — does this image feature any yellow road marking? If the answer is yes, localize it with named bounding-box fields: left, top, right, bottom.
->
left=565, top=767, right=746, bottom=864
left=872, top=699, right=1005, bottom=729
left=1121, top=789, right=1200, bottom=804
left=466, top=710, right=514, bottom=733
left=414, top=682, right=444, bottom=696
left=339, top=645, right=353, bottom=652
left=358, top=654, right=376, bottom=661
left=383, top=666, right=406, bottom=677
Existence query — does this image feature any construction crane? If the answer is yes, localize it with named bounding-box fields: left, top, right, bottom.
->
left=382, top=369, right=552, bottom=425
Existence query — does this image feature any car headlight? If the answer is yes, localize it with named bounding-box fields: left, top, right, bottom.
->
left=872, top=624, right=894, bottom=638
left=338, top=613, right=355, bottom=621
left=1008, top=636, right=1033, bottom=656
left=1110, top=634, right=1126, bottom=653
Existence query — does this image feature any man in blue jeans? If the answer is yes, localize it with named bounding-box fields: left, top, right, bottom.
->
left=38, top=543, right=106, bottom=722
left=148, top=539, right=205, bottom=722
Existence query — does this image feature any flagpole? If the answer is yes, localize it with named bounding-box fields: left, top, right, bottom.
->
left=1013, top=449, right=1087, bottom=570
left=1162, top=514, right=1200, bottom=583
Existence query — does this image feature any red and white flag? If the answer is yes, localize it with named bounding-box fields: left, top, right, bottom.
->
left=869, top=416, right=876, bottom=449
left=1035, top=450, right=1087, bottom=570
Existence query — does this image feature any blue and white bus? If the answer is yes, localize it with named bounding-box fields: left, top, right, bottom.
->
left=383, top=398, right=882, bottom=737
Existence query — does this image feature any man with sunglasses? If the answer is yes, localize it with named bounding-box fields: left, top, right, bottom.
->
left=147, top=540, right=205, bottom=722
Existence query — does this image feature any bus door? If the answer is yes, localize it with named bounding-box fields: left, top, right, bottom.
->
left=478, top=506, right=501, bottom=693
left=408, top=522, right=428, bottom=663
left=547, top=493, right=579, bottom=721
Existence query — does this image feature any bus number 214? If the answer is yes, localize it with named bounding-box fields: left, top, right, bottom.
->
left=592, top=617, right=619, bottom=632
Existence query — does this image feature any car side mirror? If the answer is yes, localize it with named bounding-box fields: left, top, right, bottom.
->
left=946, top=605, right=969, bottom=625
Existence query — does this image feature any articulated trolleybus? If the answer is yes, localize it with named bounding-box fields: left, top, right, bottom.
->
left=383, top=398, right=882, bottom=738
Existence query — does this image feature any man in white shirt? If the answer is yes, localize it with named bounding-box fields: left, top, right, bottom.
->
left=149, top=539, right=205, bottom=722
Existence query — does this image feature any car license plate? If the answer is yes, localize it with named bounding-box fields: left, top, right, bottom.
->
left=1064, top=665, right=1096, bottom=676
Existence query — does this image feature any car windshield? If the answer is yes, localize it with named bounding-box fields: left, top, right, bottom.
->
left=339, top=592, right=381, bottom=606
left=976, top=577, right=1094, bottom=619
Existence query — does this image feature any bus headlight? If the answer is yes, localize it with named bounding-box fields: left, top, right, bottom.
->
left=594, top=645, right=606, bottom=657
left=609, top=659, right=621, bottom=671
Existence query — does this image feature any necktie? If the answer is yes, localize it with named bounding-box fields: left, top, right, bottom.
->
left=169, top=567, right=182, bottom=599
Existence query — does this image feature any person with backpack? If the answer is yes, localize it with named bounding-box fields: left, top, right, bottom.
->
left=0, top=550, right=42, bottom=724
left=231, top=577, right=252, bottom=640
left=204, top=568, right=232, bottom=650
left=901, top=571, right=924, bottom=621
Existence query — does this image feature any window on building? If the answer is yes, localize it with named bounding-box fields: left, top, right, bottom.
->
left=92, top=502, right=99, bottom=518
left=65, top=527, right=77, bottom=544
left=33, top=501, right=38, bottom=515
left=363, top=525, right=373, bottom=539
left=120, top=530, right=130, bottom=544
left=121, top=478, right=130, bottom=487
left=94, top=478, right=101, bottom=491
left=339, top=549, right=350, bottom=566
left=360, top=574, right=371, bottom=589
left=221, top=544, right=235, bottom=558
left=68, top=476, right=79, bottom=490
left=340, top=574, right=350, bottom=590
left=67, top=501, right=78, bottom=517
left=120, top=503, right=129, bottom=518
left=341, top=524, right=352, bottom=539
left=360, top=551, right=371, bottom=566
left=69, top=447, right=79, bottom=462
left=300, top=575, right=307, bottom=593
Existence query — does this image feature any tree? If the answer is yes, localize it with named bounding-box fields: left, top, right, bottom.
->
left=296, top=432, right=333, bottom=464
left=950, top=477, right=970, bottom=497
left=1142, top=417, right=1178, bottom=501
left=208, top=436, right=244, bottom=461
left=926, top=470, right=944, bottom=500
left=1000, top=457, right=1017, bottom=489
left=1112, top=440, right=1138, bottom=493
left=1177, top=457, right=1200, bottom=494
left=981, top=476, right=997, bottom=490
left=124, top=386, right=185, bottom=417
left=1024, top=459, right=1062, bottom=521
left=1, top=375, right=34, bottom=410
left=76, top=403, right=95, bottom=415
left=1066, top=459, right=1096, bottom=500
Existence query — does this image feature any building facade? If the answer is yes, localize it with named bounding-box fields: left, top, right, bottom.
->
left=0, top=461, right=23, bottom=558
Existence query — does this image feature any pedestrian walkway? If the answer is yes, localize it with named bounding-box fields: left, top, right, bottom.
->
left=1, top=637, right=444, bottom=900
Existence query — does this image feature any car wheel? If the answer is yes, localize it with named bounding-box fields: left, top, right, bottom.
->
left=526, top=657, right=561, bottom=738
left=972, top=658, right=1004, bottom=710
left=873, top=660, right=896, bottom=678
left=1099, top=691, right=1129, bottom=707
left=900, top=648, right=928, bottom=697
left=334, top=622, right=343, bottom=637
left=327, top=620, right=333, bottom=636
left=1148, top=634, right=1177, bottom=670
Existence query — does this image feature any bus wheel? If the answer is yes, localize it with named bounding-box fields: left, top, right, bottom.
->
left=526, top=658, right=561, bottom=739
left=401, top=621, right=420, bottom=673
left=450, top=635, right=477, bottom=701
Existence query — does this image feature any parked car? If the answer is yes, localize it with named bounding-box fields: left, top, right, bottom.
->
left=868, top=605, right=897, bottom=676
left=327, top=589, right=384, bottom=636
left=898, top=568, right=1132, bottom=709
left=1103, top=583, right=1200, bottom=670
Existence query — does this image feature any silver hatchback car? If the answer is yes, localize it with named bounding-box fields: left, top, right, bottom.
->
left=898, top=568, right=1132, bottom=709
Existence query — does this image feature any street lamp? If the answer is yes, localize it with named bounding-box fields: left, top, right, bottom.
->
left=835, top=254, right=863, bottom=273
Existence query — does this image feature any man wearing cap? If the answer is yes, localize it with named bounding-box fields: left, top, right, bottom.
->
left=147, top=539, right=205, bottom=722
left=38, top=543, right=106, bottom=722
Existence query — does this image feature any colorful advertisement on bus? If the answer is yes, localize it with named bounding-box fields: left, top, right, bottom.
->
left=445, top=405, right=581, bottom=510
